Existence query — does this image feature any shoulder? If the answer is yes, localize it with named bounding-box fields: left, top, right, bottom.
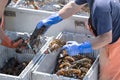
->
left=94, top=0, right=111, bottom=12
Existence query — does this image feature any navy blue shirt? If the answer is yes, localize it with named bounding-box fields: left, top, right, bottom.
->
left=75, top=0, right=120, bottom=43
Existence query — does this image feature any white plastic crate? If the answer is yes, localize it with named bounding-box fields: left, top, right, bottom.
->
left=32, top=32, right=99, bottom=80
left=5, top=7, right=89, bottom=37
left=0, top=31, right=52, bottom=80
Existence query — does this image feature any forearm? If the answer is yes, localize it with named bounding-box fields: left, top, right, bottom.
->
left=58, top=1, right=85, bottom=19
left=90, top=30, right=112, bottom=50
left=0, top=26, right=6, bottom=40
left=42, top=1, right=86, bottom=26
left=0, top=0, right=8, bottom=17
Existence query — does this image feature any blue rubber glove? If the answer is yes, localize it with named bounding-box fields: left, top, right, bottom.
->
left=62, top=41, right=93, bottom=56
left=33, top=13, right=63, bottom=34
left=42, top=13, right=63, bottom=27
left=30, top=13, right=63, bottom=47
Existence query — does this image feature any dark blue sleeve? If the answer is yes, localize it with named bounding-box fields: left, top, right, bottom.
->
left=94, top=10, right=112, bottom=36
left=75, top=0, right=87, bottom=5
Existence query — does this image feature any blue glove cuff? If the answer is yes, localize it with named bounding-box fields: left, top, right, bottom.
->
left=36, top=21, right=44, bottom=29
left=78, top=42, right=93, bottom=54
left=42, top=13, right=63, bottom=27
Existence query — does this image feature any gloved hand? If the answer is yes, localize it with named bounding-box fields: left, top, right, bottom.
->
left=1, top=35, right=23, bottom=48
left=30, top=13, right=63, bottom=47
left=62, top=41, right=93, bottom=56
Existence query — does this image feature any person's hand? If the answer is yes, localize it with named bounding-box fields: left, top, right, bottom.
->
left=1, top=36, right=23, bottom=48
left=30, top=13, right=63, bottom=47
left=62, top=41, right=93, bottom=56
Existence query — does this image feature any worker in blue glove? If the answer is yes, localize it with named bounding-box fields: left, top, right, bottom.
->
left=30, top=0, right=120, bottom=80
left=0, top=0, right=23, bottom=48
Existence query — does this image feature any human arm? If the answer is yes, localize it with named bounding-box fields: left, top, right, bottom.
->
left=62, top=12, right=112, bottom=56
left=30, top=1, right=86, bottom=46
left=62, top=4, right=113, bottom=56
left=62, top=30, right=112, bottom=56
left=0, top=0, right=8, bottom=17
left=90, top=30, right=112, bottom=50
left=58, top=1, right=86, bottom=19
left=0, top=0, right=22, bottom=48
